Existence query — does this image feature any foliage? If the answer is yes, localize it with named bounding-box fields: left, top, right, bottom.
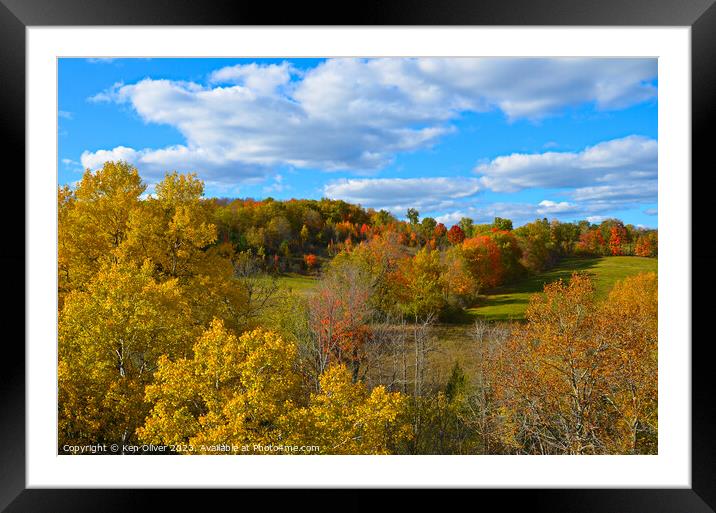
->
left=138, top=322, right=410, bottom=454
left=58, top=161, right=145, bottom=301
left=635, top=231, right=658, bottom=257
left=58, top=161, right=659, bottom=456
left=406, top=208, right=420, bottom=225
left=281, top=364, right=412, bottom=454
left=138, top=323, right=304, bottom=450
left=489, top=272, right=657, bottom=454
left=392, top=247, right=447, bottom=319
left=461, top=235, right=503, bottom=291
left=59, top=260, right=194, bottom=447
left=513, top=218, right=555, bottom=272
left=303, top=253, right=318, bottom=270
left=307, top=261, right=374, bottom=380
left=447, top=224, right=466, bottom=245
left=492, top=217, right=513, bottom=231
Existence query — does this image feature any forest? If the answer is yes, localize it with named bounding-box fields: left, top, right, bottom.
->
left=58, top=161, right=658, bottom=455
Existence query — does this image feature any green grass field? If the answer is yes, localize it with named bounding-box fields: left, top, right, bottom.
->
left=275, top=272, right=319, bottom=295
left=275, top=256, right=657, bottom=321
left=466, top=256, right=657, bottom=322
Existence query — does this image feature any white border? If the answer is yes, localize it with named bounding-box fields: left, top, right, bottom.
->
left=27, top=26, right=690, bottom=488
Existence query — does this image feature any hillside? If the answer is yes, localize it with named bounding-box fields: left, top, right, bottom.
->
left=467, top=256, right=658, bottom=321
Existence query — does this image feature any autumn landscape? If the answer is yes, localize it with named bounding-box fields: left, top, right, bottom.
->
left=58, top=58, right=658, bottom=455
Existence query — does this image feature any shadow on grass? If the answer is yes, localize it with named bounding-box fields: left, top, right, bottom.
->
left=490, top=257, right=602, bottom=296
left=479, top=295, right=530, bottom=306
left=456, top=257, right=604, bottom=324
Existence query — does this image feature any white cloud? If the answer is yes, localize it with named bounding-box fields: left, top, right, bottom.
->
left=435, top=202, right=557, bottom=227
left=58, top=110, right=73, bottom=119
left=571, top=181, right=657, bottom=203
left=81, top=58, right=656, bottom=185
left=434, top=194, right=650, bottom=228
left=323, top=177, right=480, bottom=215
left=407, top=58, right=655, bottom=119
left=82, top=76, right=450, bottom=180
left=87, top=82, right=125, bottom=103
left=209, top=62, right=293, bottom=95
left=537, top=200, right=577, bottom=215
left=643, top=208, right=658, bottom=216
left=263, top=174, right=287, bottom=194
left=468, top=135, right=658, bottom=223
left=476, top=135, right=657, bottom=193
left=80, top=145, right=268, bottom=183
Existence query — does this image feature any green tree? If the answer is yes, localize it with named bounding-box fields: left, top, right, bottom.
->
left=406, top=208, right=420, bottom=225
left=492, top=217, right=513, bottom=231
left=458, top=217, right=474, bottom=237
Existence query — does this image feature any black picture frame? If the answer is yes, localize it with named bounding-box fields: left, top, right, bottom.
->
left=2, top=1, right=714, bottom=511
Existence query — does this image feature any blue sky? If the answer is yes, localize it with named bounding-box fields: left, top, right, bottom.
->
left=58, top=57, right=658, bottom=228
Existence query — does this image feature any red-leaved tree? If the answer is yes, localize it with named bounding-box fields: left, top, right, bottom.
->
left=447, top=225, right=466, bottom=245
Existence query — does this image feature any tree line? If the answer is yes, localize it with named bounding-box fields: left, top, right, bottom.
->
left=210, top=187, right=657, bottom=275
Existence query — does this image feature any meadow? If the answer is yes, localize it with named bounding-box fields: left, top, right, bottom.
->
left=278, top=256, right=658, bottom=323
left=466, top=256, right=658, bottom=321
left=275, top=256, right=658, bottom=388
left=275, top=272, right=319, bottom=295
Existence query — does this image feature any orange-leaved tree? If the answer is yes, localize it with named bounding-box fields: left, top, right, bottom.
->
left=491, top=272, right=658, bottom=454
left=461, top=235, right=503, bottom=292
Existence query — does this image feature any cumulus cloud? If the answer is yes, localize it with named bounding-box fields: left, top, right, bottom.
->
left=404, top=58, right=656, bottom=119
left=323, top=177, right=481, bottom=215
left=571, top=181, right=657, bottom=203
left=475, top=135, right=657, bottom=193
left=536, top=200, right=578, bottom=215
left=434, top=191, right=657, bottom=227
left=435, top=201, right=585, bottom=227
left=80, top=145, right=269, bottom=184
left=209, top=62, right=294, bottom=94
left=469, top=134, right=658, bottom=223
left=81, top=58, right=656, bottom=185
left=82, top=75, right=450, bottom=180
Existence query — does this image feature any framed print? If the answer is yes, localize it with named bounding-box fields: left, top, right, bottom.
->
left=3, top=0, right=715, bottom=510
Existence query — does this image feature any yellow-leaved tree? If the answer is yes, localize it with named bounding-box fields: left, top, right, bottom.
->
left=492, top=273, right=605, bottom=454
left=122, top=172, right=216, bottom=280
left=120, top=171, right=247, bottom=330
left=599, top=272, right=658, bottom=453
left=58, top=260, right=195, bottom=448
left=58, top=161, right=145, bottom=304
left=280, top=364, right=412, bottom=454
left=392, top=247, right=446, bottom=319
left=138, top=321, right=411, bottom=454
left=138, top=321, right=303, bottom=450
